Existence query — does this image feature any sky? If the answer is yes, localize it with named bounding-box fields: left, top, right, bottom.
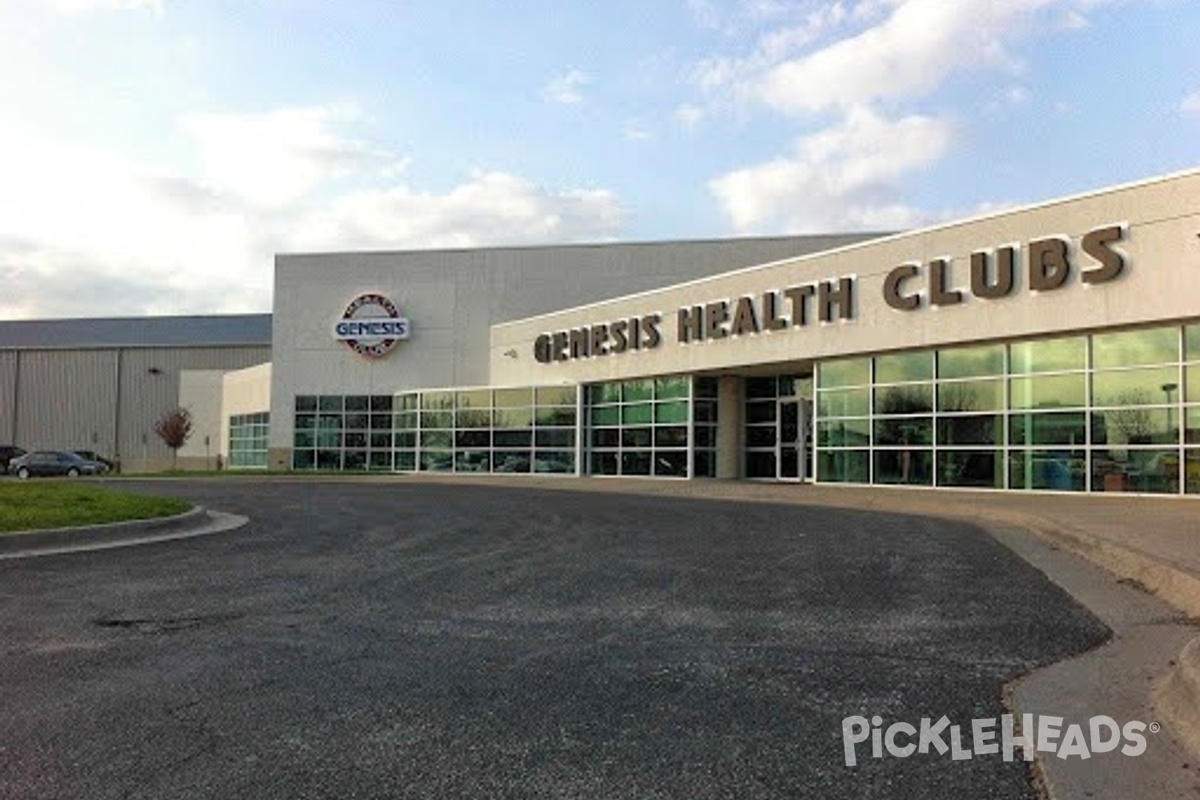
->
left=0, top=0, right=1197, bottom=320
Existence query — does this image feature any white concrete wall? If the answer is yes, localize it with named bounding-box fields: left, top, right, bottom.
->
left=221, top=362, right=272, bottom=465
left=490, top=171, right=1200, bottom=386
left=177, top=370, right=225, bottom=470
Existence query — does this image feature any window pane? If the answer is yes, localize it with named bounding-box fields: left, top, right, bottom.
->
left=456, top=390, right=491, bottom=408
left=621, top=427, right=652, bottom=448
left=746, top=425, right=777, bottom=448
left=536, top=386, right=576, bottom=406
left=939, top=344, right=1004, bottom=379
left=874, top=450, right=932, bottom=485
left=456, top=409, right=492, bottom=428
left=370, top=395, right=393, bottom=413
left=622, top=403, right=653, bottom=425
left=655, top=401, right=689, bottom=424
left=296, top=395, right=317, bottom=412
left=590, top=451, right=618, bottom=475
left=875, top=383, right=933, bottom=415
left=455, top=451, right=491, bottom=473
left=1188, top=408, right=1200, bottom=445
left=817, top=418, right=871, bottom=448
left=493, top=430, right=532, bottom=447
left=937, top=414, right=1001, bottom=446
left=455, top=430, right=490, bottom=448
left=494, top=408, right=533, bottom=428
left=535, top=428, right=574, bottom=448
left=590, top=405, right=620, bottom=425
left=293, top=449, right=315, bottom=470
left=1091, top=407, right=1178, bottom=445
left=591, top=427, right=620, bottom=447
left=318, top=395, right=343, bottom=411
left=1009, top=450, right=1086, bottom=491
left=393, top=411, right=417, bottom=430
left=817, top=387, right=869, bottom=418
left=420, top=430, right=452, bottom=448
left=622, top=380, right=654, bottom=402
left=345, top=396, right=369, bottom=412
left=589, top=383, right=621, bottom=404
left=492, top=451, right=531, bottom=473
left=693, top=450, right=716, bottom=478
left=1009, top=412, right=1086, bottom=446
left=395, top=451, right=416, bottom=471
left=622, top=451, right=652, bottom=475
left=817, top=450, right=869, bottom=483
left=654, top=450, right=688, bottom=477
left=1187, top=450, right=1200, bottom=494
left=344, top=413, right=368, bottom=430
left=295, top=413, right=316, bottom=430
left=394, top=393, right=419, bottom=411
left=420, top=450, right=453, bottom=472
left=420, top=391, right=454, bottom=410
left=494, top=387, right=533, bottom=407
left=874, top=417, right=932, bottom=447
left=1009, top=336, right=1086, bottom=374
left=534, top=451, right=575, bottom=474
left=421, top=411, right=453, bottom=429
left=938, top=379, right=1004, bottom=412
left=536, top=406, right=576, bottom=426
left=938, top=450, right=1004, bottom=489
left=745, top=377, right=779, bottom=399
left=746, top=450, right=776, bottom=478
left=655, top=376, right=690, bottom=399
left=1092, top=448, right=1179, bottom=494
left=818, top=358, right=870, bottom=388
left=1188, top=325, right=1200, bottom=362
left=875, top=352, right=933, bottom=384
left=293, top=431, right=314, bottom=448
left=1093, top=367, right=1180, bottom=407
left=746, top=402, right=776, bottom=424
left=1093, top=326, right=1179, bottom=368
left=1009, top=374, right=1087, bottom=410
left=655, top=426, right=688, bottom=448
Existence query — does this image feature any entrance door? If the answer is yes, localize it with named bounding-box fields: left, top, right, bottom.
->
left=777, top=399, right=809, bottom=481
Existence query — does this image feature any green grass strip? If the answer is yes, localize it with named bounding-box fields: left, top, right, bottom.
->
left=0, top=483, right=191, bottom=534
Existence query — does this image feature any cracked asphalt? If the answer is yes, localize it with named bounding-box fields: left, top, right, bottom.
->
left=0, top=480, right=1108, bottom=799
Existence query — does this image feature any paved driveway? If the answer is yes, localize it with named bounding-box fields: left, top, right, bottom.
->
left=0, top=480, right=1107, bottom=799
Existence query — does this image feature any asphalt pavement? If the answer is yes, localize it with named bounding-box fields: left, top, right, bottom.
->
left=0, top=480, right=1110, bottom=799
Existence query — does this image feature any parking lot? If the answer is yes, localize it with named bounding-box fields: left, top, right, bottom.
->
left=0, top=479, right=1108, bottom=799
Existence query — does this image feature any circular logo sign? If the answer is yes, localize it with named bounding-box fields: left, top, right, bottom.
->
left=332, top=293, right=411, bottom=358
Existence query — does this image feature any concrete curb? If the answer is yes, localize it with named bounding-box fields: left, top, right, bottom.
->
left=0, top=506, right=249, bottom=559
left=1156, top=638, right=1200, bottom=760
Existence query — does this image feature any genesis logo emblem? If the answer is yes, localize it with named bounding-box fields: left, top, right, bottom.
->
left=333, top=293, right=411, bottom=358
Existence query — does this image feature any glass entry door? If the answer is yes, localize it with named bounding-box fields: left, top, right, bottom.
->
left=777, top=399, right=810, bottom=481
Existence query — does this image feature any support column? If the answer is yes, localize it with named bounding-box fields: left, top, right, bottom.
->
left=716, top=375, right=743, bottom=479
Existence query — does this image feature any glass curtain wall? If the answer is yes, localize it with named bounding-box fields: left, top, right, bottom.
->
left=744, top=374, right=812, bottom=479
left=293, top=395, right=394, bottom=470
left=815, top=322, right=1200, bottom=494
left=587, top=376, right=693, bottom=477
left=228, top=412, right=269, bottom=468
left=394, top=386, right=578, bottom=475
left=692, top=378, right=719, bottom=478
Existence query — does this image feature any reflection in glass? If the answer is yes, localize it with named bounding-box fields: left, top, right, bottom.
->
left=938, top=450, right=1003, bottom=488
left=875, top=383, right=933, bottom=414
left=875, top=351, right=933, bottom=384
left=1009, top=450, right=1085, bottom=491
left=937, top=415, right=1001, bottom=446
left=1092, top=366, right=1180, bottom=407
left=818, top=358, right=871, bottom=388
left=1090, top=407, right=1177, bottom=446
left=1009, top=337, right=1087, bottom=375
left=938, top=344, right=1004, bottom=379
left=1091, top=448, right=1178, bottom=494
left=874, top=449, right=932, bottom=485
left=1009, top=374, right=1087, bottom=410
left=1008, top=412, right=1086, bottom=446
left=818, top=387, right=870, bottom=417
left=874, top=417, right=932, bottom=446
left=818, top=418, right=871, bottom=448
left=1093, top=326, right=1178, bottom=369
left=817, top=450, right=870, bottom=483
left=937, top=379, right=1004, bottom=412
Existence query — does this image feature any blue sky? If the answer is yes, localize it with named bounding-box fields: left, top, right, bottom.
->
left=0, top=0, right=1197, bottom=318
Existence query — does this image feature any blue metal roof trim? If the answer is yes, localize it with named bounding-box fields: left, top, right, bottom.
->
left=0, top=314, right=273, bottom=349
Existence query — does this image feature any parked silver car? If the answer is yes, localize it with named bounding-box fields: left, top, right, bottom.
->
left=10, top=451, right=103, bottom=479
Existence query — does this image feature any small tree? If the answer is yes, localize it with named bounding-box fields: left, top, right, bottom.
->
left=155, top=407, right=194, bottom=471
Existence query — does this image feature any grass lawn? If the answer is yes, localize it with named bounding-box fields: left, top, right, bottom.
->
left=0, top=482, right=191, bottom=534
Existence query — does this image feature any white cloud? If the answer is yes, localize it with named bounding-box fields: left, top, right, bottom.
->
left=709, top=106, right=953, bottom=233
left=692, top=0, right=1124, bottom=117
left=290, top=171, right=624, bottom=252
left=541, top=69, right=591, bottom=105
left=675, top=103, right=705, bottom=130
left=624, top=119, right=653, bottom=141
left=0, top=106, right=626, bottom=320
left=1180, top=90, right=1200, bottom=117
left=181, top=105, right=405, bottom=209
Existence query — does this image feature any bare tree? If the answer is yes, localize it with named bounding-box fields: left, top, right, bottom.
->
left=155, top=407, right=194, bottom=471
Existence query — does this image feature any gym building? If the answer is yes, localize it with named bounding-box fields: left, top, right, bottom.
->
left=7, top=169, right=1200, bottom=493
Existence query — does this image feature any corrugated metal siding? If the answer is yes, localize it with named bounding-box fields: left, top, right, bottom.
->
left=116, top=345, right=269, bottom=466
left=0, top=351, right=16, bottom=443
left=16, top=350, right=120, bottom=452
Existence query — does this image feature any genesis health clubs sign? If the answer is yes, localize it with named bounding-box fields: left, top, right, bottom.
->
left=333, top=293, right=410, bottom=358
